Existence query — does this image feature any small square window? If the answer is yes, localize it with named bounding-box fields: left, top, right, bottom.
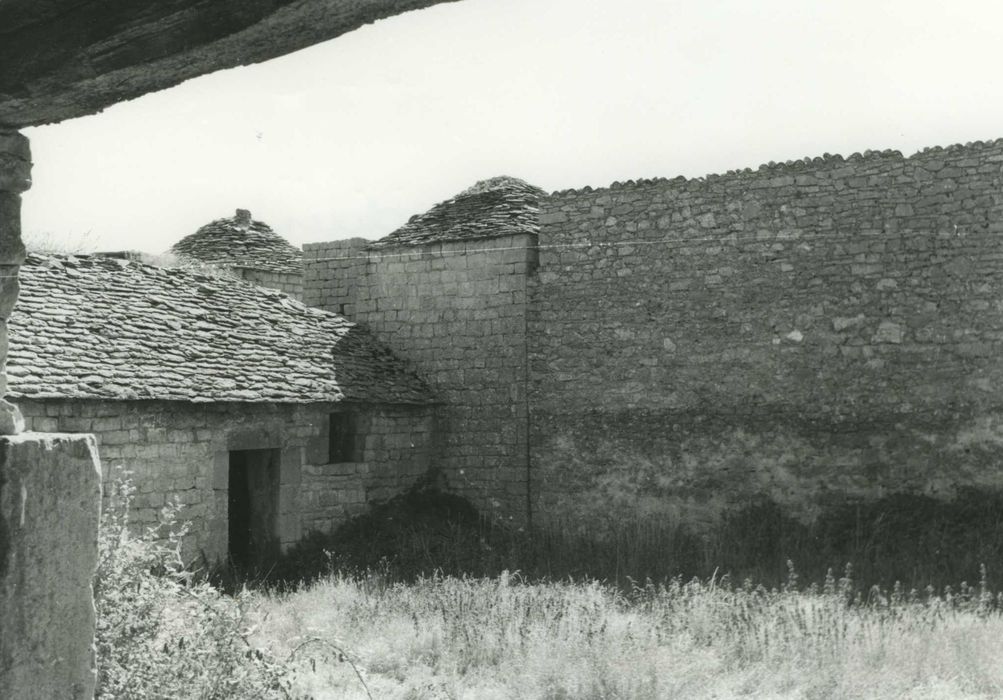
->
left=328, top=413, right=358, bottom=463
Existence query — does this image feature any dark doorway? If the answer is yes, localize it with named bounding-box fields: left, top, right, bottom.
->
left=228, top=448, right=280, bottom=568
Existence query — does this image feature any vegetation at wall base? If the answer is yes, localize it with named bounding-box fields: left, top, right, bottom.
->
left=99, top=473, right=1003, bottom=698
left=259, top=482, right=1003, bottom=594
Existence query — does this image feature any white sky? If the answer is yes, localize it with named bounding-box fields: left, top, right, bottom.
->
left=21, top=0, right=1003, bottom=253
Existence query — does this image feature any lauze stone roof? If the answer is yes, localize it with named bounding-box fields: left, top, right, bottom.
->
left=370, top=176, right=545, bottom=248
left=171, top=208, right=303, bottom=274
left=7, top=254, right=432, bottom=405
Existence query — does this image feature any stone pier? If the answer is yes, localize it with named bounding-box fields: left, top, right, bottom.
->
left=0, top=130, right=28, bottom=433
left=0, top=132, right=102, bottom=699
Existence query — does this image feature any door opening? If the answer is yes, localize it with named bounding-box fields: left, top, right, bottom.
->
left=228, top=448, right=280, bottom=568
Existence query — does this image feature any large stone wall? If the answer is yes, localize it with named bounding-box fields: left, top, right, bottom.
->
left=19, top=399, right=434, bottom=559
left=305, top=139, right=1003, bottom=530
left=530, top=141, right=1003, bottom=526
left=304, top=235, right=534, bottom=521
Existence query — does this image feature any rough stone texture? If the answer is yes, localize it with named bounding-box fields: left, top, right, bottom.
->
left=0, top=192, right=26, bottom=264
left=9, top=253, right=431, bottom=404
left=0, top=399, right=24, bottom=435
left=370, top=176, right=544, bottom=248
left=530, top=140, right=1003, bottom=526
left=0, top=131, right=28, bottom=436
left=171, top=209, right=304, bottom=285
left=305, top=138, right=1003, bottom=529
left=0, top=0, right=462, bottom=128
left=0, top=432, right=101, bottom=700
left=19, top=399, right=435, bottom=559
left=0, top=131, right=31, bottom=193
left=304, top=234, right=534, bottom=521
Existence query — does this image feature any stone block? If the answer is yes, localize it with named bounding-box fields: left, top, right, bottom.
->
left=280, top=447, right=302, bottom=486
left=0, top=433, right=101, bottom=700
left=0, top=266, right=17, bottom=319
left=0, top=132, right=30, bottom=194
left=0, top=399, right=23, bottom=435
left=212, top=450, right=228, bottom=490
left=0, top=193, right=25, bottom=265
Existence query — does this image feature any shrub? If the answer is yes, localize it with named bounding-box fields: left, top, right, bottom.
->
left=94, top=476, right=297, bottom=699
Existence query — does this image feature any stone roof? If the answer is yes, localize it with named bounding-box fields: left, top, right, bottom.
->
left=370, top=176, right=545, bottom=248
left=7, top=254, right=433, bottom=405
left=171, top=209, right=303, bottom=274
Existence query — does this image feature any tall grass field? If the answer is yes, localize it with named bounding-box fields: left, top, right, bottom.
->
left=96, top=477, right=1003, bottom=699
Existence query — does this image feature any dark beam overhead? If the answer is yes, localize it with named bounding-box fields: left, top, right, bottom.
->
left=0, top=0, right=460, bottom=128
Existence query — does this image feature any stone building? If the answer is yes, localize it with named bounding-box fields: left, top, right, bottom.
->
left=305, top=140, right=1003, bottom=530
left=306, top=176, right=542, bottom=523
left=8, top=252, right=436, bottom=563
left=171, top=208, right=304, bottom=300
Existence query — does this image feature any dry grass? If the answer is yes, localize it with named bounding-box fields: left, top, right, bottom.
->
left=244, top=567, right=1003, bottom=699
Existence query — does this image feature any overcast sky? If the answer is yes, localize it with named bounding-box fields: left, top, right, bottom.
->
left=21, top=0, right=1003, bottom=253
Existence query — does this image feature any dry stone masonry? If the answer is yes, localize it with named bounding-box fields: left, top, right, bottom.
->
left=171, top=209, right=304, bottom=300
left=306, top=140, right=1003, bottom=529
left=529, top=141, right=1003, bottom=525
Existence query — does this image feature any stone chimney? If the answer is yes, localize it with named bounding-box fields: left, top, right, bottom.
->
left=235, top=208, right=252, bottom=227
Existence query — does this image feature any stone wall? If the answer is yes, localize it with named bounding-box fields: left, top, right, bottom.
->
left=530, top=140, right=1003, bottom=526
left=19, top=399, right=434, bottom=559
left=240, top=268, right=304, bottom=301
left=304, top=140, right=1003, bottom=530
left=304, top=235, right=534, bottom=522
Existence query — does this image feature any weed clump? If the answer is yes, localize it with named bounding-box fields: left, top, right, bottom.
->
left=94, top=477, right=295, bottom=699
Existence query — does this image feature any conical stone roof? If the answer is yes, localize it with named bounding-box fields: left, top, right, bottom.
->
left=171, top=208, right=303, bottom=274
left=369, top=176, right=545, bottom=248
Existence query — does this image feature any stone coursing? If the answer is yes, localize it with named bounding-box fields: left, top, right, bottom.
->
left=241, top=268, right=304, bottom=301
left=9, top=253, right=431, bottom=405
left=305, top=137, right=1003, bottom=528
left=18, top=399, right=434, bottom=559
left=304, top=234, right=534, bottom=519
left=530, top=138, right=1003, bottom=524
